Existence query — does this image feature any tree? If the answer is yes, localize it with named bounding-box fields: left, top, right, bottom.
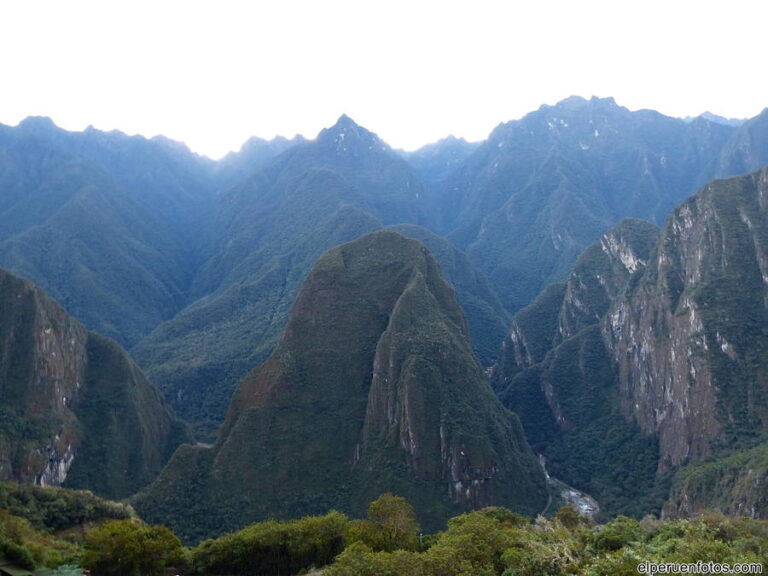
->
left=84, top=520, right=183, bottom=576
left=84, top=520, right=143, bottom=576
left=347, top=493, right=420, bottom=552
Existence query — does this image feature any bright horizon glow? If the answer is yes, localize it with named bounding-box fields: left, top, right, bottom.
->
left=2, top=0, right=767, bottom=159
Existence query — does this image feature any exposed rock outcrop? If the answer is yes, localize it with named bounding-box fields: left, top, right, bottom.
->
left=606, top=167, right=768, bottom=471
left=0, top=268, right=187, bottom=498
left=499, top=167, right=768, bottom=518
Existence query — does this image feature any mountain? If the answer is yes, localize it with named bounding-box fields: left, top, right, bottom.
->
left=386, top=224, right=510, bottom=366
left=683, top=112, right=746, bottom=127
left=401, top=135, right=480, bottom=191
left=0, top=267, right=188, bottom=499
left=0, top=118, right=216, bottom=347
left=132, top=116, right=432, bottom=436
left=494, top=218, right=665, bottom=517
left=716, top=108, right=768, bottom=177
left=498, top=166, right=768, bottom=519
left=4, top=101, right=768, bottom=462
left=134, top=231, right=547, bottom=543
left=432, top=96, right=739, bottom=313
left=213, top=134, right=305, bottom=192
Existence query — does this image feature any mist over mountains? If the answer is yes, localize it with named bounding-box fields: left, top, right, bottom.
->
left=3, top=96, right=768, bottom=542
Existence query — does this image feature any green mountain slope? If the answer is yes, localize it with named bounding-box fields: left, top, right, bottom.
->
left=135, top=231, right=547, bottom=542
left=133, top=117, right=431, bottom=435
left=0, top=267, right=188, bottom=499
left=386, top=224, right=510, bottom=366
left=432, top=96, right=738, bottom=313
left=0, top=119, right=214, bottom=347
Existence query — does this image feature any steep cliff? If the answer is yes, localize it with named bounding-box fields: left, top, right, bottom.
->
left=605, top=167, right=768, bottom=471
left=500, top=167, right=768, bottom=518
left=497, top=219, right=663, bottom=517
left=136, top=231, right=547, bottom=543
left=494, top=218, right=659, bottom=385
left=0, top=268, right=187, bottom=498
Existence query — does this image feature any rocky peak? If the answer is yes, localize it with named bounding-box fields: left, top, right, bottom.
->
left=316, top=114, right=387, bottom=156
left=558, top=218, right=659, bottom=341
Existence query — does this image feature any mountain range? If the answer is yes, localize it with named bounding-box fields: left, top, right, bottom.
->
left=3, top=99, right=768, bottom=440
left=2, top=96, right=768, bottom=541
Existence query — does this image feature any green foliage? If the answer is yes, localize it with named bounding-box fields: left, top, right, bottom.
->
left=667, top=444, right=768, bottom=517
left=0, top=482, right=133, bottom=532
left=387, top=224, right=510, bottom=365
left=346, top=494, right=420, bottom=552
left=190, top=510, right=348, bottom=576
left=328, top=507, right=768, bottom=576
left=83, top=520, right=183, bottom=576
left=0, top=509, right=81, bottom=569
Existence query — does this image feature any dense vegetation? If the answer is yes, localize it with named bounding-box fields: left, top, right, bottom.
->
left=328, top=507, right=767, bottom=576
left=51, top=497, right=768, bottom=576
left=5, top=101, right=768, bottom=444
left=135, top=231, right=546, bottom=542
left=0, top=482, right=133, bottom=532
left=1, top=485, right=766, bottom=576
left=0, top=482, right=134, bottom=572
left=0, top=267, right=188, bottom=499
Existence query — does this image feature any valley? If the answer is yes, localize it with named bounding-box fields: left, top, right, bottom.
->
left=1, top=96, right=768, bottom=573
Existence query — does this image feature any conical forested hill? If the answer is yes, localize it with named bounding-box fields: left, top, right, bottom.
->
left=135, top=231, right=547, bottom=543
left=133, top=116, right=430, bottom=436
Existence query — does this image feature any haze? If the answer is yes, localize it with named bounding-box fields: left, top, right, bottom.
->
left=2, top=0, right=766, bottom=158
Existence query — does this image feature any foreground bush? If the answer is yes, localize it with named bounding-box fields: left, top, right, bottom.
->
left=191, top=510, right=348, bottom=575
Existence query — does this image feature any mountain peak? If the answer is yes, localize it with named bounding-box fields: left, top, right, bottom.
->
left=317, top=114, right=387, bottom=154
left=334, top=113, right=358, bottom=128
left=548, top=95, right=619, bottom=112
left=697, top=111, right=745, bottom=127
left=17, top=115, right=60, bottom=136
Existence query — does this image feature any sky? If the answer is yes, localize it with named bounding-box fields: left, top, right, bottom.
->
left=1, top=0, right=767, bottom=159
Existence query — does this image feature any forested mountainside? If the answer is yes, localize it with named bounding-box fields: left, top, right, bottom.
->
left=0, top=267, right=188, bottom=499
left=134, top=231, right=547, bottom=543
left=2, top=99, right=768, bottom=440
left=497, top=166, right=768, bottom=520
left=438, top=96, right=768, bottom=313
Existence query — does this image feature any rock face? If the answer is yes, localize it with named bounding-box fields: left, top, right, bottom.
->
left=499, top=167, right=768, bottom=518
left=0, top=268, right=187, bottom=498
left=607, top=167, right=768, bottom=471
left=136, top=231, right=547, bottom=543
left=496, top=218, right=663, bottom=518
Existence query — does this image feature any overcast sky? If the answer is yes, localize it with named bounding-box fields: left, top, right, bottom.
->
left=2, top=0, right=766, bottom=158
